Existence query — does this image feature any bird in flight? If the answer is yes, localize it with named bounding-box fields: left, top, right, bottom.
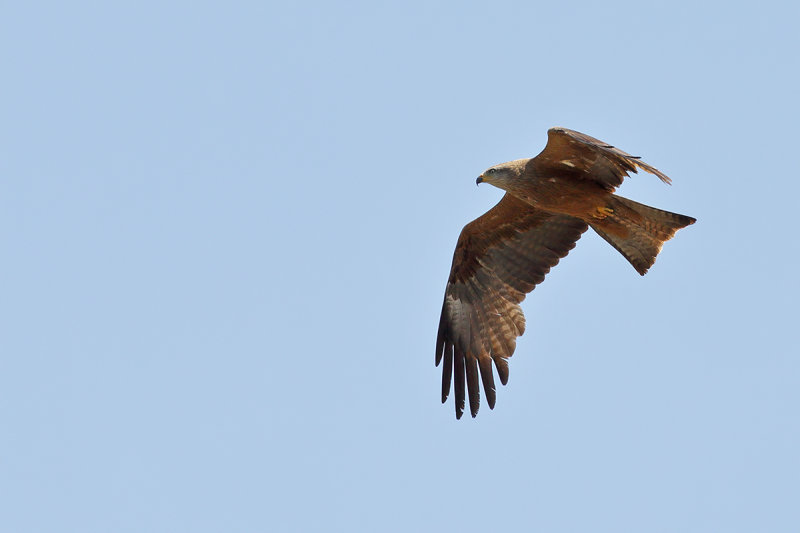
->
left=435, top=127, right=695, bottom=419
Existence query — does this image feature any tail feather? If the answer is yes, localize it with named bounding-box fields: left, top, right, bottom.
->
left=590, top=195, right=695, bottom=275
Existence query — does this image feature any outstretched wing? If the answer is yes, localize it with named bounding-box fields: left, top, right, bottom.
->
left=532, top=127, right=671, bottom=190
left=435, top=194, right=588, bottom=419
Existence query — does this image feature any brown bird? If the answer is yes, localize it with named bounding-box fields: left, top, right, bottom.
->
left=435, top=127, right=695, bottom=419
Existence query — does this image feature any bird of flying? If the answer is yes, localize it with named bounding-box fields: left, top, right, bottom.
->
left=435, top=128, right=695, bottom=419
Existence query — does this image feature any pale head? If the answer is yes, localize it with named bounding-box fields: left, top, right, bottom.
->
left=476, top=158, right=530, bottom=190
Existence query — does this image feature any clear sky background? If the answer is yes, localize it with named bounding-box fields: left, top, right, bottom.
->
left=2, top=1, right=798, bottom=532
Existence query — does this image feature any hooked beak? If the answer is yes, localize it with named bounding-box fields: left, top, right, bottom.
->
left=476, top=175, right=484, bottom=185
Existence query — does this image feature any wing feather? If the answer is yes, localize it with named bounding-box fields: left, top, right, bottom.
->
left=533, top=127, right=671, bottom=190
left=435, top=194, right=588, bottom=418
left=478, top=356, right=496, bottom=410
left=440, top=341, right=453, bottom=403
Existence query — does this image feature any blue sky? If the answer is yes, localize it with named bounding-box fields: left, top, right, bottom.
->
left=2, top=1, right=798, bottom=532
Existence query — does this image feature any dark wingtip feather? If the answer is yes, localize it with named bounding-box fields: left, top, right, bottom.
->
left=454, top=348, right=466, bottom=420
left=479, top=357, right=496, bottom=410
left=435, top=318, right=446, bottom=366
left=636, top=160, right=672, bottom=185
left=495, top=358, right=509, bottom=386
left=466, top=356, right=481, bottom=418
left=441, top=342, right=453, bottom=403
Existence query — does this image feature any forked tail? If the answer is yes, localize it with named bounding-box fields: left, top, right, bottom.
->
left=590, top=195, right=696, bottom=275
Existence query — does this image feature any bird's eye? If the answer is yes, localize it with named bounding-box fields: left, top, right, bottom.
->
left=488, top=168, right=497, bottom=174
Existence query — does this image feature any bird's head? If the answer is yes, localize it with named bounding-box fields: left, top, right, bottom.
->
left=476, top=159, right=529, bottom=190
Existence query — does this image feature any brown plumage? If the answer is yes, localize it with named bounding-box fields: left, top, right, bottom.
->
left=436, top=128, right=695, bottom=419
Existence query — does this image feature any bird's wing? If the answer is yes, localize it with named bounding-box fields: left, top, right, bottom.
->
left=435, top=194, right=588, bottom=419
left=532, top=127, right=671, bottom=191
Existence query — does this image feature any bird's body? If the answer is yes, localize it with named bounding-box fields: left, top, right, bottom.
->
left=436, top=128, right=695, bottom=419
left=500, top=168, right=611, bottom=219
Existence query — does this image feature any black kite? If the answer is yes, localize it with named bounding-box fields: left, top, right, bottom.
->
left=436, top=128, right=695, bottom=419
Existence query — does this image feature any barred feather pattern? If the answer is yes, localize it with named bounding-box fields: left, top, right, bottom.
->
left=435, top=194, right=588, bottom=419
left=591, top=195, right=696, bottom=275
